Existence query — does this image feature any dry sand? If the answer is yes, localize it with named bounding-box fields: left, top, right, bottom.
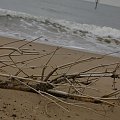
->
left=0, top=36, right=120, bottom=120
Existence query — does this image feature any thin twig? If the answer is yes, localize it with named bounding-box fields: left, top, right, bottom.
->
left=0, top=47, right=22, bottom=54
left=0, top=39, right=26, bottom=47
left=43, top=47, right=60, bottom=81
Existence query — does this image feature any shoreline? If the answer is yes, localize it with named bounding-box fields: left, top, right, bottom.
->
left=0, top=36, right=119, bottom=59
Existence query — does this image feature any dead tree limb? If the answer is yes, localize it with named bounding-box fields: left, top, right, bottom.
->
left=102, top=90, right=120, bottom=98
left=0, top=38, right=120, bottom=114
left=50, top=72, right=120, bottom=84
left=0, top=73, right=50, bottom=84
left=47, top=89, right=115, bottom=106
left=0, top=79, right=115, bottom=107
left=0, top=39, right=26, bottom=47
left=42, top=47, right=60, bottom=81
left=0, top=47, right=22, bottom=54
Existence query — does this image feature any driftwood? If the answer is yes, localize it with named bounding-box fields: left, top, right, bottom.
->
left=50, top=72, right=120, bottom=84
left=0, top=38, right=120, bottom=115
left=0, top=71, right=119, bottom=106
left=0, top=77, right=116, bottom=107
left=0, top=47, right=22, bottom=54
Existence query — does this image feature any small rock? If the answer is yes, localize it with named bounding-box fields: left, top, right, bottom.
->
left=11, top=114, right=17, bottom=117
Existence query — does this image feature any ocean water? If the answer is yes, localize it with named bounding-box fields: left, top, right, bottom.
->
left=0, top=0, right=120, bottom=57
left=85, top=0, right=120, bottom=7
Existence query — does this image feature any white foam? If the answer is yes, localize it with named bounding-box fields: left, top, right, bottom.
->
left=0, top=8, right=120, bottom=57
left=0, top=8, right=120, bottom=39
left=54, top=19, right=120, bottom=39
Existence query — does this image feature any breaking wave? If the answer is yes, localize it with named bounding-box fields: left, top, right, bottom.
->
left=0, top=8, right=120, bottom=56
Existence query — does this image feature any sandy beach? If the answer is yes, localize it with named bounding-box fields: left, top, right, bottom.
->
left=0, top=36, right=120, bottom=120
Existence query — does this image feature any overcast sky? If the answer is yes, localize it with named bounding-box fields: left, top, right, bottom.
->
left=84, top=0, right=120, bottom=7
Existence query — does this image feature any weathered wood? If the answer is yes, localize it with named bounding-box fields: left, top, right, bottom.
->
left=0, top=79, right=116, bottom=107
left=0, top=73, right=54, bottom=86
left=50, top=72, right=120, bottom=84
left=47, top=89, right=115, bottom=106
left=0, top=47, right=22, bottom=54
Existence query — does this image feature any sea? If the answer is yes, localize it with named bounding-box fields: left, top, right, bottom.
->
left=0, top=0, right=120, bottom=57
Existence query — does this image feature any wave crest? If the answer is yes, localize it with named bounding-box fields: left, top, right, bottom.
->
left=0, top=8, right=120, bottom=56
